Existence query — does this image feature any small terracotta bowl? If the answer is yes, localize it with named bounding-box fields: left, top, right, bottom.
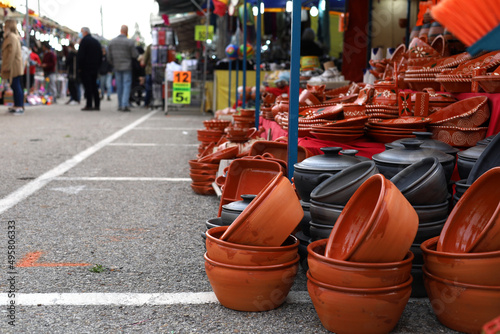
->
left=188, top=159, right=219, bottom=170
left=308, top=239, right=413, bottom=288
left=437, top=167, right=500, bottom=253
left=422, top=236, right=500, bottom=286
left=325, top=174, right=418, bottom=262
left=424, top=267, right=500, bottom=334
left=189, top=173, right=215, bottom=183
left=204, top=253, right=299, bottom=312
left=206, top=225, right=299, bottom=266
left=307, top=271, right=412, bottom=334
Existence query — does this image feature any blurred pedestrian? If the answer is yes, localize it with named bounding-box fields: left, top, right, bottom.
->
left=65, top=42, right=80, bottom=105
left=1, top=19, right=24, bottom=115
left=77, top=27, right=102, bottom=111
left=141, top=44, right=152, bottom=108
left=41, top=42, right=57, bottom=103
left=99, top=45, right=113, bottom=101
left=108, top=25, right=138, bottom=112
left=23, top=46, right=41, bottom=92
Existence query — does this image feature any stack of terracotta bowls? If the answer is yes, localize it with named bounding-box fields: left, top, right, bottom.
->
left=366, top=118, right=430, bottom=144
left=232, top=108, right=256, bottom=128
left=197, top=120, right=229, bottom=155
left=390, top=157, right=449, bottom=297
left=473, top=65, right=500, bottom=93
left=307, top=174, right=418, bottom=333
left=189, top=146, right=239, bottom=195
left=422, top=167, right=500, bottom=334
left=204, top=173, right=303, bottom=311
left=427, top=96, right=490, bottom=148
left=308, top=161, right=378, bottom=242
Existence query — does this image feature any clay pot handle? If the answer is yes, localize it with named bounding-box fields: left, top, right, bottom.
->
left=215, top=175, right=226, bottom=187
left=317, top=173, right=335, bottom=185
left=261, top=152, right=276, bottom=159
left=247, top=127, right=257, bottom=138
left=275, top=136, right=288, bottom=143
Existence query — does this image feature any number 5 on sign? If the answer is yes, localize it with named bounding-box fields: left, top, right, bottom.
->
left=174, top=91, right=191, bottom=104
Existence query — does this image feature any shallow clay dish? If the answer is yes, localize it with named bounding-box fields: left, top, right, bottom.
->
left=324, top=174, right=418, bottom=262
left=198, top=146, right=239, bottom=163
left=427, top=96, right=490, bottom=128
left=369, top=117, right=431, bottom=128
left=424, top=267, right=500, bottom=334
left=429, top=125, right=488, bottom=147
left=221, top=173, right=303, bottom=246
left=437, top=167, right=500, bottom=253
left=421, top=236, right=500, bottom=286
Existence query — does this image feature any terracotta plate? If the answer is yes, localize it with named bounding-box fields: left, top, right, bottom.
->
left=368, top=117, right=431, bottom=128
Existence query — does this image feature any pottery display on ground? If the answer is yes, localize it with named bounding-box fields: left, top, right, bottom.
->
left=324, top=174, right=418, bottom=263
left=204, top=253, right=299, bottom=312
left=456, top=144, right=487, bottom=180
left=220, top=195, right=256, bottom=225
left=438, top=167, right=500, bottom=253
left=309, top=200, right=344, bottom=226
left=412, top=198, right=451, bottom=224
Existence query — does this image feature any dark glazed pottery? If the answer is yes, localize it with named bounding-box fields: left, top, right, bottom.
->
left=467, top=132, right=500, bottom=184
left=412, top=197, right=451, bottom=224
left=309, top=221, right=334, bottom=241
left=456, top=144, right=487, bottom=179
left=372, top=139, right=455, bottom=182
left=386, top=132, right=459, bottom=156
left=309, top=200, right=344, bottom=226
left=390, top=157, right=448, bottom=205
left=220, top=195, right=256, bottom=225
left=293, top=147, right=362, bottom=202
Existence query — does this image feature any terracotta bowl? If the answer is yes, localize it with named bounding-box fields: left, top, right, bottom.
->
left=307, top=271, right=412, bottom=334
left=424, top=267, right=500, bottom=334
left=238, top=109, right=256, bottom=117
left=204, top=253, right=299, bottom=312
left=390, top=157, right=448, bottom=206
left=221, top=173, right=304, bottom=246
left=437, top=167, right=500, bottom=253
left=473, top=75, right=500, bottom=93
left=308, top=239, right=413, bottom=288
left=422, top=236, right=500, bottom=286
left=203, top=119, right=231, bottom=131
left=206, top=226, right=298, bottom=266
left=198, top=146, right=239, bottom=164
left=310, top=161, right=378, bottom=205
left=189, top=173, right=215, bottom=183
left=191, top=183, right=215, bottom=195
left=189, top=167, right=217, bottom=176
left=188, top=159, right=219, bottom=170
left=325, top=174, right=418, bottom=262
left=429, top=125, right=488, bottom=148
left=428, top=96, right=490, bottom=128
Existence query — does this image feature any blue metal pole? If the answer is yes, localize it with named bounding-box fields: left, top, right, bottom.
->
left=235, top=58, right=239, bottom=108
left=228, top=59, right=232, bottom=108
left=242, top=0, right=248, bottom=108
left=288, top=0, right=300, bottom=181
left=254, top=0, right=262, bottom=129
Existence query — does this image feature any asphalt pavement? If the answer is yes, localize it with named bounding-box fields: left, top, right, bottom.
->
left=0, top=96, right=461, bottom=333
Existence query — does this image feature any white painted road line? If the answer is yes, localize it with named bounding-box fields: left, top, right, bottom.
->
left=0, top=110, right=158, bottom=215
left=108, top=143, right=198, bottom=147
left=0, top=292, right=311, bottom=306
left=54, top=177, right=191, bottom=182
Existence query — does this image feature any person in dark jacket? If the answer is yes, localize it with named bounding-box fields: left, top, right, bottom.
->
left=65, top=43, right=80, bottom=105
left=99, top=46, right=113, bottom=101
left=77, top=27, right=102, bottom=111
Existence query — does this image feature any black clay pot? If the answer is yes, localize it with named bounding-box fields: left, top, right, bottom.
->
left=372, top=139, right=455, bottom=182
left=411, top=264, right=427, bottom=298
left=413, top=219, right=446, bottom=244
left=293, top=147, right=362, bottom=202
left=477, top=133, right=497, bottom=146
left=295, top=230, right=312, bottom=271
left=454, top=179, right=471, bottom=199
left=309, top=200, right=344, bottom=226
left=220, top=194, right=256, bottom=225
left=299, top=200, right=312, bottom=237
left=309, top=221, right=334, bottom=241
left=412, top=197, right=451, bottom=224
left=456, top=145, right=487, bottom=180
left=339, top=149, right=371, bottom=162
left=410, top=243, right=424, bottom=265
left=386, top=132, right=459, bottom=157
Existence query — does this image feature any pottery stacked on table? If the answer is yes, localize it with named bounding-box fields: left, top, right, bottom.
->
left=454, top=133, right=500, bottom=205
left=204, top=173, right=304, bottom=312
left=308, top=161, right=378, bottom=242
left=198, top=119, right=230, bottom=155
left=421, top=167, right=500, bottom=334
left=307, top=174, right=418, bottom=334
left=390, top=157, right=449, bottom=297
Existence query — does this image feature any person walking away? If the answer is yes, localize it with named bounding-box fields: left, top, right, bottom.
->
left=1, top=19, right=25, bottom=115
left=99, top=46, right=113, bottom=101
left=65, top=43, right=80, bottom=105
left=108, top=25, right=138, bottom=112
left=41, top=43, right=57, bottom=103
left=77, top=27, right=102, bottom=111
left=23, top=46, right=41, bottom=92
left=141, top=44, right=153, bottom=108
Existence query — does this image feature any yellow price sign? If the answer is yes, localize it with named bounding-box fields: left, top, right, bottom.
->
left=173, top=90, right=191, bottom=104
left=195, top=25, right=214, bottom=41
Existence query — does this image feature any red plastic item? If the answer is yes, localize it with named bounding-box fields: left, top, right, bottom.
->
left=483, top=316, right=500, bottom=334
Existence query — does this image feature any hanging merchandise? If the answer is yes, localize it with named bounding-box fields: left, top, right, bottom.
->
left=225, top=44, right=238, bottom=60
left=238, top=43, right=254, bottom=59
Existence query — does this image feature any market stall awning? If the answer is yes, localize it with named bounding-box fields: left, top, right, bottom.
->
left=156, top=0, right=345, bottom=15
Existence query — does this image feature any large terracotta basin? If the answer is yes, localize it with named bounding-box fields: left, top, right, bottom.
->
left=204, top=253, right=299, bottom=312
left=325, top=174, right=418, bottom=262
left=437, top=167, right=500, bottom=253
left=206, top=225, right=298, bottom=266
left=307, top=271, right=412, bottom=334
left=424, top=267, right=500, bottom=334
left=308, top=239, right=413, bottom=288
left=422, top=236, right=500, bottom=286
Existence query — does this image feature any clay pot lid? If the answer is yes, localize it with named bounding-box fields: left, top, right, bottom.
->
left=222, top=194, right=257, bottom=213
left=373, top=139, right=454, bottom=165
left=457, top=144, right=487, bottom=161
left=294, top=147, right=362, bottom=172
left=386, top=132, right=459, bottom=155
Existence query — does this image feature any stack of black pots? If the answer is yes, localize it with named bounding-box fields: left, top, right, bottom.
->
left=390, top=157, right=450, bottom=297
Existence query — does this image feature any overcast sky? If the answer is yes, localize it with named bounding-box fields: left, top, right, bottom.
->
left=12, top=0, right=159, bottom=43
